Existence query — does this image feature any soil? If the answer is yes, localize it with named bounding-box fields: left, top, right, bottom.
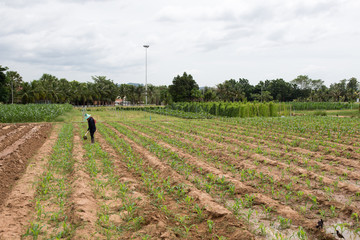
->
left=0, top=123, right=54, bottom=239
left=1, top=118, right=357, bottom=240
left=0, top=123, right=52, bottom=207
left=70, top=126, right=100, bottom=239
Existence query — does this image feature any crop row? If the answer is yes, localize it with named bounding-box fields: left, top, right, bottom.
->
left=0, top=104, right=73, bottom=123
left=145, top=108, right=214, bottom=119
left=120, top=117, right=360, bottom=239
left=167, top=101, right=281, bottom=118
left=163, top=119, right=360, bottom=180
left=98, top=123, right=247, bottom=239
left=107, top=121, right=332, bottom=239
left=23, top=124, right=75, bottom=239
left=143, top=119, right=360, bottom=204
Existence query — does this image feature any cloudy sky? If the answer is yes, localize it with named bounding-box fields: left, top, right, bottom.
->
left=0, top=0, right=359, bottom=87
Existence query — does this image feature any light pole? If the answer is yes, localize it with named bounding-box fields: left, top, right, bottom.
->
left=143, top=45, right=149, bottom=105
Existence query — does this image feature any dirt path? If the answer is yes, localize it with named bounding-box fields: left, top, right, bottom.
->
left=70, top=126, right=100, bottom=239
left=0, top=123, right=57, bottom=240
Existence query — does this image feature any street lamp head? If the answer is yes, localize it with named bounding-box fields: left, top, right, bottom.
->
left=143, top=45, right=149, bottom=48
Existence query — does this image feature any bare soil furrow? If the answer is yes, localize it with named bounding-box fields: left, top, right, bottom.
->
left=205, top=117, right=359, bottom=147
left=155, top=122, right=360, bottom=196
left=0, top=124, right=18, bottom=143
left=124, top=125, right=320, bottom=220
left=191, top=125, right=360, bottom=183
left=70, top=126, right=100, bottom=239
left=0, top=123, right=56, bottom=240
left=115, top=122, right=341, bottom=240
left=166, top=120, right=360, bottom=171
left=103, top=123, right=255, bottom=239
left=0, top=124, right=34, bottom=154
left=200, top=120, right=360, bottom=161
left=0, top=123, right=52, bottom=207
left=96, top=128, right=183, bottom=239
left=135, top=122, right=359, bottom=222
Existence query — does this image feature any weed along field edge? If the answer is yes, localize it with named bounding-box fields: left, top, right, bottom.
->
left=0, top=109, right=359, bottom=239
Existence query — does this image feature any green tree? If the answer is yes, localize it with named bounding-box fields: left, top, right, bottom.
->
left=134, top=85, right=145, bottom=104
left=216, top=78, right=253, bottom=102
left=0, top=66, right=10, bottom=103
left=147, top=84, right=155, bottom=104
left=346, top=77, right=358, bottom=102
left=253, top=81, right=273, bottom=102
left=238, top=78, right=254, bottom=101
left=169, top=72, right=199, bottom=102
left=126, top=85, right=137, bottom=104
left=329, top=80, right=347, bottom=102
left=291, top=75, right=312, bottom=90
left=58, top=78, right=71, bottom=103
left=92, top=76, right=118, bottom=105
left=159, top=85, right=171, bottom=105
left=266, top=79, right=294, bottom=101
left=6, top=70, right=23, bottom=104
left=19, top=82, right=32, bottom=104
left=203, top=87, right=216, bottom=102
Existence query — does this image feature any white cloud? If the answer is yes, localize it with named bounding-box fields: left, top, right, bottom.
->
left=0, top=0, right=359, bottom=86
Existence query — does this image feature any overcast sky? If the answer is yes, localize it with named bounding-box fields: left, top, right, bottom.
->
left=1, top=0, right=359, bottom=87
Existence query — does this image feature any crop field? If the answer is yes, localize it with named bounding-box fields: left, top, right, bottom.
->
left=0, top=111, right=359, bottom=239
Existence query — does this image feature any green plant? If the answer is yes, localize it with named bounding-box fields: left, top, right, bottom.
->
left=216, top=235, right=227, bottom=240
left=352, top=212, right=359, bottom=224
left=310, top=197, right=318, bottom=210
left=175, top=215, right=189, bottom=224
left=141, top=234, right=151, bottom=240
left=278, top=216, right=292, bottom=229
left=246, top=209, right=254, bottom=224
left=232, top=198, right=242, bottom=215
left=262, top=205, right=273, bottom=219
left=183, top=224, right=197, bottom=238
left=22, top=222, right=43, bottom=240
left=227, top=184, right=235, bottom=195
left=243, top=194, right=255, bottom=208
left=296, top=226, right=307, bottom=240
left=207, top=220, right=214, bottom=233
left=319, top=209, right=326, bottom=219
left=274, top=232, right=287, bottom=240
left=257, top=222, right=266, bottom=236
left=194, top=204, right=204, bottom=221
left=330, top=205, right=338, bottom=218
left=183, top=195, right=193, bottom=206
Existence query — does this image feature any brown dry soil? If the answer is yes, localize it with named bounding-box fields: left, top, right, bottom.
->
left=1, top=119, right=357, bottom=239
left=0, top=124, right=58, bottom=239
left=0, top=123, right=52, bottom=206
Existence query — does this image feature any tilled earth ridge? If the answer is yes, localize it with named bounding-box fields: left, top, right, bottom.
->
left=0, top=123, right=52, bottom=207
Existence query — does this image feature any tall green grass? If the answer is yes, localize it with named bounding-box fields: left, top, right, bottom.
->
left=288, top=102, right=358, bottom=111
left=0, top=104, right=73, bottom=123
left=167, top=102, right=279, bottom=118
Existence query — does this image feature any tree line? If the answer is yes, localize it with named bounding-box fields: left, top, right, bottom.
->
left=0, top=65, right=359, bottom=105
left=168, top=73, right=359, bottom=103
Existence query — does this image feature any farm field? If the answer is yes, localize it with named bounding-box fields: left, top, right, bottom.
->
left=0, top=110, right=359, bottom=239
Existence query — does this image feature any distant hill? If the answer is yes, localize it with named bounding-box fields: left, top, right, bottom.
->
left=127, top=82, right=142, bottom=86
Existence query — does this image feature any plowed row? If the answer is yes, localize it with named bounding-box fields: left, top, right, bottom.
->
left=0, top=116, right=359, bottom=239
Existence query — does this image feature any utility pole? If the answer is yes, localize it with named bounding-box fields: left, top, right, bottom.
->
left=143, top=45, right=149, bottom=105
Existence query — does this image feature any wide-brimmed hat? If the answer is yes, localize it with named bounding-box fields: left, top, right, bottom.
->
left=85, top=114, right=91, bottom=119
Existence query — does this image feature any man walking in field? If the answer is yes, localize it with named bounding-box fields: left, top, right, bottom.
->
left=85, top=114, right=96, bottom=144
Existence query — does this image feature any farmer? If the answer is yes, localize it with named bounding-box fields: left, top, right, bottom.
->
left=85, top=114, right=96, bottom=144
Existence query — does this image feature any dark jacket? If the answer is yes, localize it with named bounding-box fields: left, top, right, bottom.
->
left=87, top=117, right=96, bottom=133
